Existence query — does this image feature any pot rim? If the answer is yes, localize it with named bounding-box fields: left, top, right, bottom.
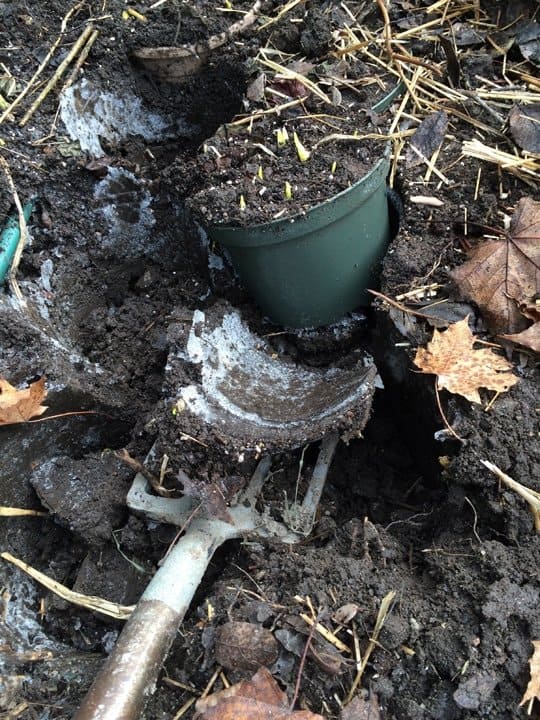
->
left=207, top=143, right=391, bottom=246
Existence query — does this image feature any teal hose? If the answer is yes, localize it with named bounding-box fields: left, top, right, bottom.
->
left=0, top=200, right=35, bottom=283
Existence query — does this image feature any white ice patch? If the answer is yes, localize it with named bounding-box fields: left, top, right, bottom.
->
left=60, top=79, right=168, bottom=157
left=2, top=572, right=68, bottom=656
left=94, top=167, right=155, bottom=256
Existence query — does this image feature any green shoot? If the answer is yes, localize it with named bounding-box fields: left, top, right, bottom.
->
left=257, top=165, right=264, bottom=180
left=330, top=160, right=337, bottom=174
left=293, top=132, right=311, bottom=162
left=284, top=181, right=293, bottom=200
left=239, top=194, right=246, bottom=211
left=276, top=127, right=289, bottom=147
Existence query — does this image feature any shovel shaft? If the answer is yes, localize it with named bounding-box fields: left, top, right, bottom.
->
left=74, top=526, right=228, bottom=720
left=73, top=599, right=180, bottom=720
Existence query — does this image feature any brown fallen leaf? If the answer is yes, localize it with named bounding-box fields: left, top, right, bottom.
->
left=194, top=666, right=324, bottom=720
left=451, top=197, right=540, bottom=336
left=501, top=323, right=540, bottom=354
left=509, top=104, right=540, bottom=154
left=519, top=640, right=540, bottom=715
left=214, top=621, right=279, bottom=672
left=0, top=376, right=48, bottom=425
left=341, top=694, right=381, bottom=720
left=414, top=317, right=518, bottom=403
left=406, top=110, right=448, bottom=167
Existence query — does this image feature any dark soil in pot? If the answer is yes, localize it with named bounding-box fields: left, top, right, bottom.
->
left=169, top=66, right=396, bottom=228
left=0, top=1, right=539, bottom=720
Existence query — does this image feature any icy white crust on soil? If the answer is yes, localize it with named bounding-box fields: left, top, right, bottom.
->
left=60, top=79, right=168, bottom=157
left=178, top=309, right=374, bottom=434
left=94, top=167, right=155, bottom=256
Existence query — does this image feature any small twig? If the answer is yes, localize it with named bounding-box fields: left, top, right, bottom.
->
left=26, top=410, right=112, bottom=423
left=369, top=289, right=441, bottom=320
left=290, top=609, right=318, bottom=711
left=434, top=380, right=464, bottom=442
left=115, top=448, right=173, bottom=497
left=19, top=24, right=95, bottom=127
left=481, top=460, right=540, bottom=532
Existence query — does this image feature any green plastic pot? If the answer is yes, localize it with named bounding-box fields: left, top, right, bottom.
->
left=207, top=146, right=391, bottom=328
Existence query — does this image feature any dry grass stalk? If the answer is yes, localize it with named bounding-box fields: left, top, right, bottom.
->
left=313, top=129, right=414, bottom=150
left=0, top=2, right=82, bottom=124
left=258, top=0, right=305, bottom=30
left=394, top=5, right=477, bottom=40
left=409, top=143, right=451, bottom=184
left=299, top=612, right=352, bottom=654
left=19, top=24, right=95, bottom=127
left=0, top=507, right=47, bottom=517
left=475, top=89, right=540, bottom=102
left=171, top=697, right=197, bottom=720
left=229, top=97, right=305, bottom=127
left=1, top=551, right=135, bottom=619
left=62, top=27, right=99, bottom=92
left=442, top=105, right=505, bottom=136
left=395, top=283, right=443, bottom=300
left=508, top=68, right=540, bottom=90
left=257, top=55, right=332, bottom=104
left=462, top=139, right=540, bottom=182
left=481, top=460, right=540, bottom=531
left=345, top=590, right=396, bottom=703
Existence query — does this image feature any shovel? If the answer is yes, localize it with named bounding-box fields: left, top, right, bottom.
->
left=74, top=433, right=339, bottom=720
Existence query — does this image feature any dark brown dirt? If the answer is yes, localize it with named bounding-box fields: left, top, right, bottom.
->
left=1, top=2, right=539, bottom=720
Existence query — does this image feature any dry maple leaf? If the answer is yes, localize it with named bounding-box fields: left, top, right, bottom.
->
left=501, top=323, right=540, bottom=354
left=194, top=666, right=324, bottom=720
left=520, top=640, right=540, bottom=714
left=0, top=376, right=48, bottom=425
left=414, top=317, right=518, bottom=403
left=451, top=197, right=540, bottom=337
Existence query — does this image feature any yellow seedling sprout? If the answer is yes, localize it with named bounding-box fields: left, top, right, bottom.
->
left=293, top=132, right=311, bottom=162
left=257, top=165, right=264, bottom=180
left=276, top=127, right=289, bottom=147
left=284, top=181, right=293, bottom=200
left=330, top=161, right=337, bottom=174
left=123, top=7, right=148, bottom=21
left=239, top=195, right=246, bottom=211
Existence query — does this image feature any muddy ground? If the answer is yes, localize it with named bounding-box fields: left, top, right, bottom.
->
left=1, top=1, right=539, bottom=719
